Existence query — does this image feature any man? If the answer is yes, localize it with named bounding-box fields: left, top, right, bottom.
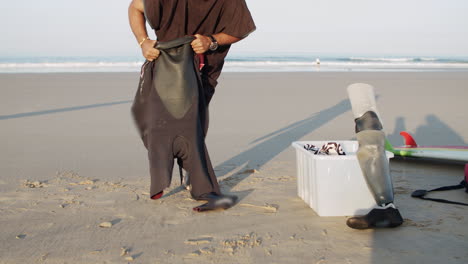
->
left=128, top=0, right=255, bottom=211
left=129, top=0, right=255, bottom=104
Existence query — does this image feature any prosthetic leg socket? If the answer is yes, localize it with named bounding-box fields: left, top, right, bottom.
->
left=356, top=130, right=394, bottom=205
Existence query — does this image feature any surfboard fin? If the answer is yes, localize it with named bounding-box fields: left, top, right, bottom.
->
left=400, top=131, right=418, bottom=147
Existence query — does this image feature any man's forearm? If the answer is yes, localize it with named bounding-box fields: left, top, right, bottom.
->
left=128, top=1, right=149, bottom=44
left=212, top=33, right=241, bottom=46
left=128, top=0, right=159, bottom=61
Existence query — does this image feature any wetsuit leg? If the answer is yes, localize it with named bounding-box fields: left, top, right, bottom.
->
left=146, top=133, right=175, bottom=199
left=173, top=130, right=237, bottom=211
left=172, top=123, right=220, bottom=198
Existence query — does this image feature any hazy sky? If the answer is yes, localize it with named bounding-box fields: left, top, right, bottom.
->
left=1, top=0, right=467, bottom=57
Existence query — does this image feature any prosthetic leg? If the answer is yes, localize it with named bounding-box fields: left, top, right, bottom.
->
left=132, top=36, right=236, bottom=211
left=346, top=83, right=403, bottom=229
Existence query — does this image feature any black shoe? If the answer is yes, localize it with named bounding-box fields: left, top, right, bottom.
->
left=192, top=192, right=238, bottom=212
left=346, top=207, right=403, bottom=229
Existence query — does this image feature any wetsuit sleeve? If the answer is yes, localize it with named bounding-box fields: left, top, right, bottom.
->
left=142, top=0, right=161, bottom=30
left=218, top=0, right=256, bottom=38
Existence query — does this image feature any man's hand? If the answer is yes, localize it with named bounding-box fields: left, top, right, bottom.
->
left=141, top=39, right=160, bottom=61
left=191, top=34, right=212, bottom=54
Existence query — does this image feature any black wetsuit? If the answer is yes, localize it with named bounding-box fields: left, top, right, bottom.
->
left=132, top=36, right=220, bottom=199
left=133, top=0, right=255, bottom=210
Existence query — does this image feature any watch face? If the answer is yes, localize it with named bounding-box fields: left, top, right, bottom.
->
left=209, top=41, right=218, bottom=51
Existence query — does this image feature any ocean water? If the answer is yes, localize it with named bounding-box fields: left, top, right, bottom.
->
left=1, top=55, right=468, bottom=73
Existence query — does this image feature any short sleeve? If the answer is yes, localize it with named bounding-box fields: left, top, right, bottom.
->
left=143, top=0, right=161, bottom=30
left=217, top=0, right=256, bottom=38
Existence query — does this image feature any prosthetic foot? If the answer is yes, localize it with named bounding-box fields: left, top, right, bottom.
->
left=192, top=192, right=238, bottom=212
left=346, top=204, right=403, bottom=229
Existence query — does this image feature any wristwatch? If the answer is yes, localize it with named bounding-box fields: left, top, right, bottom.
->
left=208, top=35, right=219, bottom=51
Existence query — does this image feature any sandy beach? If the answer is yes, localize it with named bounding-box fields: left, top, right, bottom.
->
left=1, top=71, right=467, bottom=263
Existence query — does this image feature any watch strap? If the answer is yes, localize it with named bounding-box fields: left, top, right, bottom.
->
left=208, top=35, right=217, bottom=43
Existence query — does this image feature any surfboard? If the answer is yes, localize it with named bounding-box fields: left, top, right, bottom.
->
left=385, top=131, right=468, bottom=162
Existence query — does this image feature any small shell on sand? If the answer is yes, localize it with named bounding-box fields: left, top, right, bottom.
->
left=16, top=234, right=26, bottom=239
left=99, top=222, right=113, bottom=228
left=23, top=180, right=47, bottom=188
left=125, top=256, right=134, bottom=261
left=120, top=247, right=128, bottom=256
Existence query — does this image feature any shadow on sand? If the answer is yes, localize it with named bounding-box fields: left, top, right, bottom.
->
left=372, top=114, right=467, bottom=264
left=164, top=99, right=351, bottom=201
left=0, top=100, right=132, bottom=120
left=387, top=114, right=467, bottom=146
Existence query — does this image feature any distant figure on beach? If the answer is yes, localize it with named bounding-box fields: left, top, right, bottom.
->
left=315, top=58, right=320, bottom=65
left=128, top=0, right=255, bottom=211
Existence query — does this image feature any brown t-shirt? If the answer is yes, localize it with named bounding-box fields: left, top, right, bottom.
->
left=143, top=0, right=255, bottom=93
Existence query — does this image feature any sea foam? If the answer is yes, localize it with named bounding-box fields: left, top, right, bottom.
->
left=1, top=56, right=467, bottom=73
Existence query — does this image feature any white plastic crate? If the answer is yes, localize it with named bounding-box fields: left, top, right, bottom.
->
left=291, top=141, right=394, bottom=217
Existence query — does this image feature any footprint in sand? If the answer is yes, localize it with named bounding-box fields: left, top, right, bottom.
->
left=189, top=247, right=215, bottom=256
left=222, top=232, right=262, bottom=254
